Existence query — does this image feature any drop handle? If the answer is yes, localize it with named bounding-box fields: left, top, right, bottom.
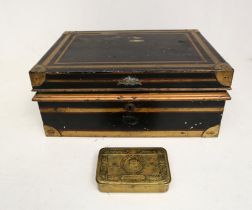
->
left=122, top=115, right=139, bottom=126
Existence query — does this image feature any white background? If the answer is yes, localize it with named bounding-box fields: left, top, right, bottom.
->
left=0, top=0, right=252, bottom=209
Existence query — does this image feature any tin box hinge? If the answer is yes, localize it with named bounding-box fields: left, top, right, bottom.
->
left=117, top=76, right=142, bottom=86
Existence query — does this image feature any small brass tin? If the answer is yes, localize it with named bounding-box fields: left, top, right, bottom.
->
left=96, top=147, right=171, bottom=192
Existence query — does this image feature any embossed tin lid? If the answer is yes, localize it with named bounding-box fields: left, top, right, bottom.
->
left=29, top=30, right=234, bottom=93
left=96, top=147, right=171, bottom=192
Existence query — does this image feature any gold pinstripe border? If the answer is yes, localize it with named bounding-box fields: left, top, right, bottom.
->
left=46, top=130, right=204, bottom=137
left=190, top=31, right=219, bottom=64
left=46, top=78, right=216, bottom=83
left=42, top=33, right=72, bottom=65
left=43, top=124, right=220, bottom=137
left=40, top=30, right=222, bottom=69
left=54, top=33, right=207, bottom=64
left=40, top=107, right=224, bottom=113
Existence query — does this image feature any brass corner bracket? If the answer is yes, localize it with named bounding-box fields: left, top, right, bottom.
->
left=214, top=63, right=234, bottom=87
left=202, top=125, right=220, bottom=137
left=29, top=65, right=46, bottom=87
left=43, top=125, right=61, bottom=137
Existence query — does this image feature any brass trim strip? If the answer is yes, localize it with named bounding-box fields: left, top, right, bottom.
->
left=33, top=87, right=230, bottom=92
left=40, top=107, right=224, bottom=113
left=64, top=30, right=197, bottom=35
left=46, top=78, right=216, bottom=83
left=43, top=124, right=220, bottom=137
left=47, top=63, right=213, bottom=69
left=58, top=130, right=204, bottom=137
left=33, top=92, right=231, bottom=102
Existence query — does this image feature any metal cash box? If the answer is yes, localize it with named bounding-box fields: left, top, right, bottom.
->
left=30, top=30, right=233, bottom=137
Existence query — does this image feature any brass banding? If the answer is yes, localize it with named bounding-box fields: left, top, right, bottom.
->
left=33, top=92, right=231, bottom=102
left=49, top=130, right=203, bottom=137
left=32, top=87, right=230, bottom=92
left=46, top=78, right=216, bottom=83
left=40, top=107, right=224, bottom=113
left=47, top=63, right=213, bottom=69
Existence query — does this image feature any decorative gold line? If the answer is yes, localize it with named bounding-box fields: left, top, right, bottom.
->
left=47, top=63, right=213, bottom=69
left=190, top=31, right=220, bottom=64
left=54, top=34, right=77, bottom=64
left=68, top=30, right=196, bottom=35
left=56, top=130, right=205, bottom=137
left=185, top=33, right=207, bottom=63
left=33, top=92, right=231, bottom=102
left=53, top=32, right=207, bottom=65
left=55, top=60, right=206, bottom=64
left=40, top=107, right=224, bottom=113
left=46, top=78, right=216, bottom=83
left=33, top=87, right=230, bottom=92
left=42, top=33, right=72, bottom=65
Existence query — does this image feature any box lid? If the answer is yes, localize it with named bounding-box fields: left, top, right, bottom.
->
left=96, top=147, right=171, bottom=188
left=29, top=30, right=234, bottom=92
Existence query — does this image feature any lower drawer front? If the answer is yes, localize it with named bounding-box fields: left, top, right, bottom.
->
left=38, top=101, right=225, bottom=137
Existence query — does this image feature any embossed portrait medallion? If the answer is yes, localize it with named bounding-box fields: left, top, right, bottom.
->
left=120, top=155, right=144, bottom=174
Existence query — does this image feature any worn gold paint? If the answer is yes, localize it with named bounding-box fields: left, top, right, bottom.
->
left=32, top=87, right=230, bottom=92
left=42, top=126, right=220, bottom=137
left=46, top=78, right=216, bottom=83
left=55, top=32, right=206, bottom=65
left=33, top=92, right=231, bottom=102
left=185, top=33, right=207, bottom=62
left=30, top=29, right=233, bottom=93
left=47, top=63, right=213, bottom=69
left=202, top=125, right=220, bottom=137
left=40, top=107, right=224, bottom=113
left=215, top=70, right=233, bottom=87
left=29, top=65, right=46, bottom=87
left=43, top=125, right=61, bottom=136
left=191, top=30, right=219, bottom=64
left=33, top=30, right=224, bottom=69
left=52, top=130, right=204, bottom=137
left=54, top=34, right=77, bottom=64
